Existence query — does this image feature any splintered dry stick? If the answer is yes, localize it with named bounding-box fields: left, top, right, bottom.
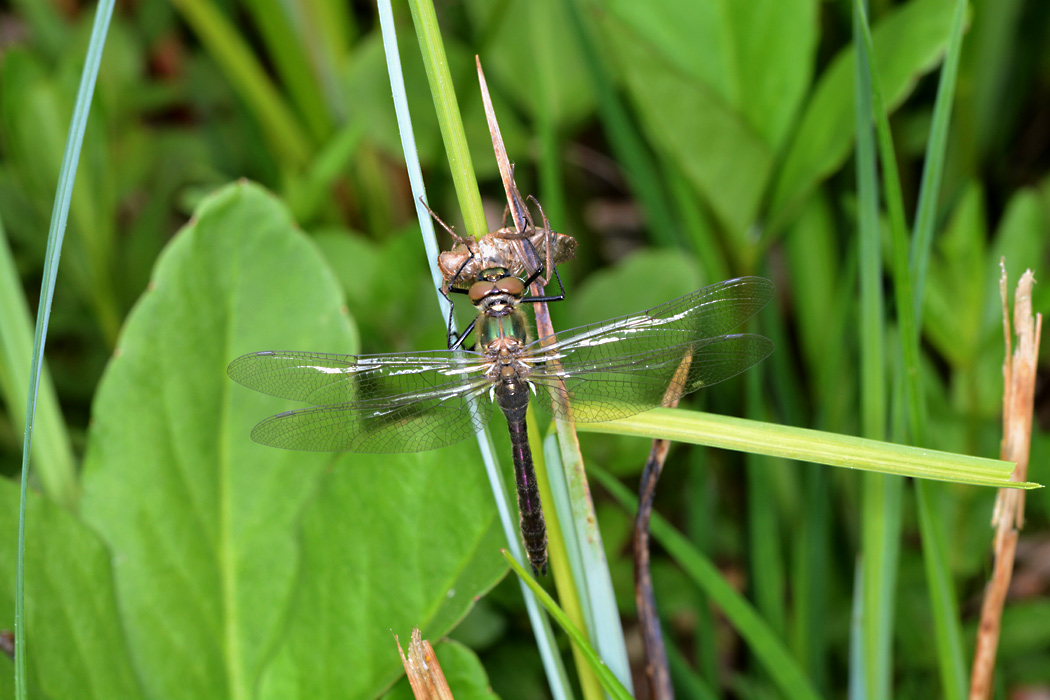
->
left=968, top=263, right=1042, bottom=700
left=396, top=629, right=455, bottom=700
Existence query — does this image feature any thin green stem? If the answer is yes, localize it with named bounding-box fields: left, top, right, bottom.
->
left=406, top=0, right=486, bottom=240
left=579, top=408, right=1031, bottom=489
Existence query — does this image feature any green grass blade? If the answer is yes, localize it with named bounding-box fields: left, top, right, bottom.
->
left=169, top=0, right=312, bottom=168
left=854, top=2, right=970, bottom=696
left=504, top=552, right=634, bottom=700
left=852, top=4, right=900, bottom=698
left=589, top=467, right=824, bottom=700
left=405, top=0, right=486, bottom=241
left=544, top=427, right=631, bottom=699
left=0, top=221, right=76, bottom=509
left=914, top=480, right=969, bottom=698
left=853, top=1, right=886, bottom=443
left=852, top=0, right=924, bottom=445
left=912, top=0, right=968, bottom=322
left=242, top=0, right=334, bottom=142
left=16, top=1, right=117, bottom=696
left=579, top=408, right=1034, bottom=489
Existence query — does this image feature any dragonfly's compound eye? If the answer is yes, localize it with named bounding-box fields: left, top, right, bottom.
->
left=469, top=280, right=497, bottom=303
left=496, top=276, right=524, bottom=297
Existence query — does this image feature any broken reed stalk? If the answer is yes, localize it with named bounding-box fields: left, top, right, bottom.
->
left=968, top=263, right=1042, bottom=700
left=397, top=629, right=455, bottom=700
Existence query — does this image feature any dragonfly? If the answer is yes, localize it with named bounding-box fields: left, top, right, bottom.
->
left=427, top=192, right=576, bottom=349
left=227, top=274, right=775, bottom=574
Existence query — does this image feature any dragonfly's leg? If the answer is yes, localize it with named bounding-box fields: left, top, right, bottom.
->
left=419, top=196, right=472, bottom=247
left=448, top=315, right=477, bottom=351
left=444, top=285, right=474, bottom=349
left=520, top=245, right=566, bottom=305
left=447, top=251, right=478, bottom=298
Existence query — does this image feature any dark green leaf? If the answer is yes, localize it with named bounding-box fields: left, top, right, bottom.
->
left=76, top=182, right=504, bottom=699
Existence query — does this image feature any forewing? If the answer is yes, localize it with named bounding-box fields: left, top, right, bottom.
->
left=227, top=349, right=486, bottom=406
left=248, top=385, right=497, bottom=453
left=528, top=335, right=773, bottom=422
left=530, top=276, right=774, bottom=353
left=523, top=277, right=775, bottom=423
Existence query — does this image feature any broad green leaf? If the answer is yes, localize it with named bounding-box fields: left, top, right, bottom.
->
left=769, top=0, right=959, bottom=227
left=0, top=480, right=144, bottom=700
left=78, top=182, right=504, bottom=700
left=722, top=0, right=819, bottom=148
left=601, top=0, right=817, bottom=149
left=256, top=459, right=506, bottom=700
left=596, top=0, right=816, bottom=239
left=600, top=15, right=772, bottom=238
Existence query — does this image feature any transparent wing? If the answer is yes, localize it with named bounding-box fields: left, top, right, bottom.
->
left=227, top=349, right=487, bottom=405
left=248, top=388, right=496, bottom=453
left=227, top=350, right=497, bottom=452
left=528, top=334, right=773, bottom=422
left=523, top=277, right=775, bottom=422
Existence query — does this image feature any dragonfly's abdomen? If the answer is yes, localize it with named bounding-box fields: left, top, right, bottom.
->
left=505, top=413, right=548, bottom=575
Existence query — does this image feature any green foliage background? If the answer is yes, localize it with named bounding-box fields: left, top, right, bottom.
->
left=0, top=0, right=1048, bottom=698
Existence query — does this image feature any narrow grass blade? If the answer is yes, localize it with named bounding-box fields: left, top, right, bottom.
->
left=855, top=2, right=970, bottom=695
left=580, top=408, right=1035, bottom=489
left=504, top=552, right=635, bottom=700
left=0, top=222, right=76, bottom=508
left=852, top=4, right=899, bottom=697
left=405, top=0, right=486, bottom=240
left=589, top=467, right=824, bottom=700
left=912, top=0, right=969, bottom=322
left=16, top=1, right=116, bottom=697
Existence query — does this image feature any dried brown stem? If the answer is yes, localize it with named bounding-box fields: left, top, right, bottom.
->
left=634, top=356, right=693, bottom=700
left=969, top=263, right=1041, bottom=700
left=396, top=629, right=455, bottom=700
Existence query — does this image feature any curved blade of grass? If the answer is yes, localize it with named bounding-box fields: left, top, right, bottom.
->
left=0, top=222, right=76, bottom=509
left=579, top=408, right=1036, bottom=489
left=504, top=551, right=634, bottom=700
left=911, top=0, right=968, bottom=323
left=379, top=4, right=575, bottom=699
left=15, top=1, right=116, bottom=697
left=854, top=2, right=970, bottom=696
left=588, top=467, right=823, bottom=700
left=852, top=4, right=900, bottom=698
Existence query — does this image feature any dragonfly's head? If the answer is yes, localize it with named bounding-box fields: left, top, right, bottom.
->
left=468, top=267, right=525, bottom=314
